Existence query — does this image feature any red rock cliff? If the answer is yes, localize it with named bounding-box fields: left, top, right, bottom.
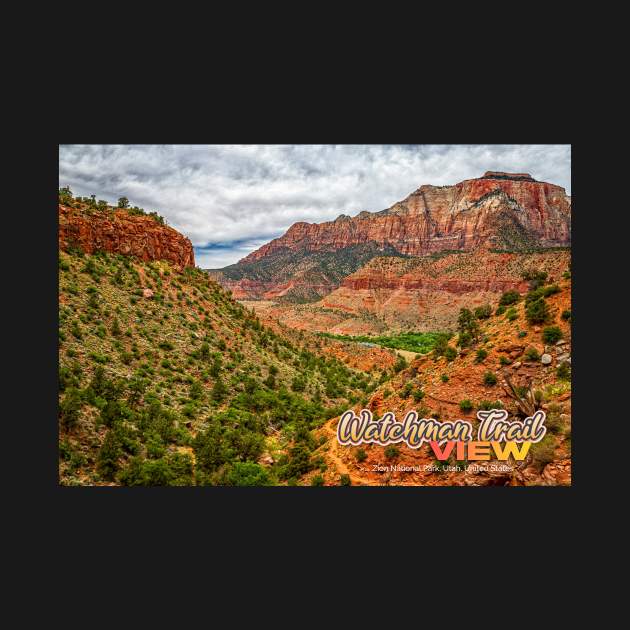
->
left=59, top=205, right=195, bottom=269
left=241, top=172, right=571, bottom=263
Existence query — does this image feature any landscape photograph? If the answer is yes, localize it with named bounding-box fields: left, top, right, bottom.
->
left=58, top=144, right=572, bottom=486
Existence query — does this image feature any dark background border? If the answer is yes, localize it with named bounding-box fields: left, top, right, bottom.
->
left=19, top=89, right=598, bottom=561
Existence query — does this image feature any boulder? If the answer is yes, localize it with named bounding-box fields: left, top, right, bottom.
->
left=541, top=354, right=552, bottom=365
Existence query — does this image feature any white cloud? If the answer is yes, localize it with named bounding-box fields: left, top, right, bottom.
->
left=59, top=144, right=571, bottom=267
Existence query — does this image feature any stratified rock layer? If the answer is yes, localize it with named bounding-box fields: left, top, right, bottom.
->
left=59, top=205, right=195, bottom=269
left=241, top=171, right=571, bottom=264
left=245, top=249, right=571, bottom=335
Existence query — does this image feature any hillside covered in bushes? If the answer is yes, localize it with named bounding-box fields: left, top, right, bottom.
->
left=59, top=248, right=387, bottom=486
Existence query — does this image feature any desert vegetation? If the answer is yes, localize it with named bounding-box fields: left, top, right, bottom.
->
left=59, top=187, right=166, bottom=225
left=58, top=249, right=373, bottom=486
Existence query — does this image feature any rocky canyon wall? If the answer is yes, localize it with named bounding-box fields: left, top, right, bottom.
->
left=59, top=205, right=195, bottom=269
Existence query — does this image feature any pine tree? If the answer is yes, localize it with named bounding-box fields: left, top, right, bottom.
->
left=59, top=388, right=83, bottom=430
left=211, top=376, right=227, bottom=403
left=96, top=430, right=121, bottom=480
left=111, top=317, right=121, bottom=337
left=209, top=356, right=221, bottom=377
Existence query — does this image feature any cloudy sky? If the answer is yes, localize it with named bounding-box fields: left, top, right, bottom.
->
left=59, top=144, right=571, bottom=268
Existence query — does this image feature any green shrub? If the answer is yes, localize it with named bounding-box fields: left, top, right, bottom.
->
left=146, top=433, right=166, bottom=459
left=100, top=400, right=124, bottom=428
left=506, top=307, right=518, bottom=321
left=311, top=474, right=325, bottom=486
left=110, top=318, right=122, bottom=337
left=384, top=445, right=399, bottom=459
left=499, top=290, right=520, bottom=306
left=441, top=374, right=449, bottom=383
left=393, top=354, right=408, bottom=373
left=457, top=308, right=480, bottom=341
left=522, top=270, right=548, bottom=290
left=545, top=413, right=564, bottom=435
left=227, top=462, right=271, bottom=486
left=474, top=304, right=492, bottom=320
left=499, top=356, right=511, bottom=366
left=70, top=321, right=83, bottom=340
left=542, top=284, right=560, bottom=297
left=524, top=347, right=540, bottom=361
left=119, top=457, right=172, bottom=486
left=477, top=400, right=505, bottom=411
left=542, top=326, right=563, bottom=344
left=526, top=298, right=550, bottom=325
left=483, top=371, right=497, bottom=386
left=96, top=430, right=121, bottom=480
left=59, top=388, right=83, bottom=429
left=561, top=309, right=571, bottom=321
left=355, top=448, right=367, bottom=462
left=189, top=380, right=203, bottom=400
left=432, top=335, right=450, bottom=358
left=412, top=388, right=425, bottom=402
left=89, top=352, right=108, bottom=364
left=557, top=362, right=571, bottom=381
left=495, top=305, right=506, bottom=316
left=459, top=399, right=473, bottom=412
left=339, top=474, right=351, bottom=486
left=209, top=356, right=222, bottom=377
left=475, top=348, right=488, bottom=363
left=444, top=346, right=457, bottom=362
left=518, top=330, right=527, bottom=338
left=530, top=435, right=556, bottom=470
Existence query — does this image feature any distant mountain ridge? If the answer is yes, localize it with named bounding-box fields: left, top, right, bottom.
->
left=211, top=172, right=571, bottom=302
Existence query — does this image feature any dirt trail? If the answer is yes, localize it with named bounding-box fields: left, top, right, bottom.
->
left=319, top=418, right=446, bottom=487
left=321, top=419, right=374, bottom=486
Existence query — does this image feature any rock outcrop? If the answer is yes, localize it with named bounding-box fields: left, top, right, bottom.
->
left=240, top=171, right=571, bottom=264
left=244, top=249, right=571, bottom=335
left=59, top=205, right=195, bottom=269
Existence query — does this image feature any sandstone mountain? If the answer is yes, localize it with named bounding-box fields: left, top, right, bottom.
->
left=211, top=171, right=571, bottom=302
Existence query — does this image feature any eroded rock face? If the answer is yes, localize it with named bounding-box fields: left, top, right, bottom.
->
left=237, top=248, right=570, bottom=334
left=241, top=172, right=571, bottom=264
left=318, top=249, right=570, bottom=332
left=59, top=205, right=195, bottom=269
